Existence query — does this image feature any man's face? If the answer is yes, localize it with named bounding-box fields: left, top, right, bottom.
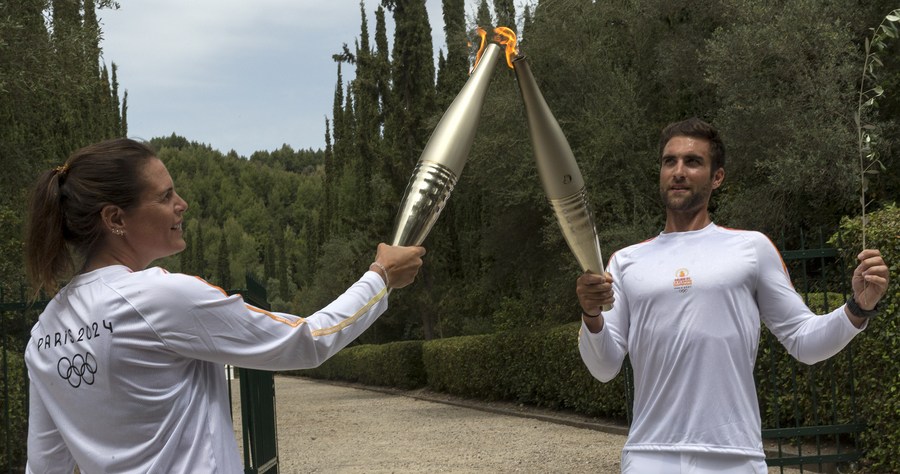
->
left=658, top=136, right=723, bottom=213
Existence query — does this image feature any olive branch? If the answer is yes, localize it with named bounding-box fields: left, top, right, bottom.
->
left=855, top=9, right=899, bottom=248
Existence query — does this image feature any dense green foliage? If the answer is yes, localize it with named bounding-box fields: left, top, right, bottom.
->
left=1, top=0, right=125, bottom=296
left=0, top=349, right=27, bottom=471
left=148, top=135, right=326, bottom=312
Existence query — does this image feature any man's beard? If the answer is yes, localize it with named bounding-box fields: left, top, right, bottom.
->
left=660, top=182, right=712, bottom=212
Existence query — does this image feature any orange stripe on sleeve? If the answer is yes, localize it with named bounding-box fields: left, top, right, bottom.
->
left=193, top=275, right=387, bottom=335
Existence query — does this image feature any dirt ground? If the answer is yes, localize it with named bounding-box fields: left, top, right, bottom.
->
left=231, top=376, right=809, bottom=473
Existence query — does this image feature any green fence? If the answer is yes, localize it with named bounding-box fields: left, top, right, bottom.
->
left=228, top=275, right=279, bottom=474
left=0, top=286, right=44, bottom=473
left=761, top=229, right=861, bottom=472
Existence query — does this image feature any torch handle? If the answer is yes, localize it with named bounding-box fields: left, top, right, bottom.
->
left=548, top=190, right=614, bottom=312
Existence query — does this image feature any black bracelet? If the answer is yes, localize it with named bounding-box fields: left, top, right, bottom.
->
left=846, top=296, right=878, bottom=319
left=582, top=311, right=602, bottom=319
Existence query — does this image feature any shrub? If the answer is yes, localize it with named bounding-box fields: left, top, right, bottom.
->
left=423, top=323, right=629, bottom=420
left=0, top=348, right=27, bottom=472
left=285, top=340, right=426, bottom=390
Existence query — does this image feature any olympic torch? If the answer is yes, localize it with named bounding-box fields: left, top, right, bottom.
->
left=497, top=28, right=611, bottom=310
left=389, top=37, right=502, bottom=246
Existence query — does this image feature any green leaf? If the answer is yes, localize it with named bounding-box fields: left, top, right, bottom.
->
left=874, top=86, right=884, bottom=96
left=886, top=15, right=899, bottom=22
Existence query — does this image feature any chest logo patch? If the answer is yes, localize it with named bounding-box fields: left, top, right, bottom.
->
left=673, top=268, right=693, bottom=293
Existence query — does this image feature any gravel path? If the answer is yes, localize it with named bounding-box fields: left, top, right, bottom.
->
left=233, top=375, right=626, bottom=473
left=231, top=376, right=806, bottom=473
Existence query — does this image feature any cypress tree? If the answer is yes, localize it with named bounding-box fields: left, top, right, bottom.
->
left=120, top=90, right=129, bottom=136
left=435, top=0, right=468, bottom=110
left=275, top=228, right=289, bottom=299
left=493, top=0, right=516, bottom=33
left=328, top=64, right=348, bottom=235
left=522, top=4, right=533, bottom=38
left=383, top=0, right=437, bottom=189
left=216, top=230, right=232, bottom=289
left=373, top=6, right=392, bottom=130
left=475, top=0, right=493, bottom=31
left=352, top=3, right=379, bottom=229
left=340, top=85, right=362, bottom=230
left=51, top=0, right=86, bottom=145
left=372, top=5, right=397, bottom=233
left=322, top=118, right=334, bottom=242
left=180, top=229, right=194, bottom=274
left=331, top=62, right=346, bottom=170
left=194, top=223, right=207, bottom=278
left=0, top=0, right=54, bottom=208
left=264, top=237, right=275, bottom=282
left=110, top=63, right=123, bottom=136
left=83, top=0, right=110, bottom=139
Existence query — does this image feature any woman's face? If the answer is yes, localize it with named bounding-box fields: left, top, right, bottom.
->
left=122, top=158, right=189, bottom=267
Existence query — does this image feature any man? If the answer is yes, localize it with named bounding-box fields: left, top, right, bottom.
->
left=576, top=118, right=890, bottom=473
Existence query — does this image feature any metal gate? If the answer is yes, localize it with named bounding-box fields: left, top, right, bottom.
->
left=0, top=287, right=43, bottom=473
left=761, top=229, right=862, bottom=473
left=228, top=275, right=279, bottom=474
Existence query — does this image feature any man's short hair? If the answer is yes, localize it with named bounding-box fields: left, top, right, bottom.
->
left=658, top=118, right=725, bottom=171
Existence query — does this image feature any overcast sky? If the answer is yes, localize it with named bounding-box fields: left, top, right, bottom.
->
left=98, top=1, right=465, bottom=157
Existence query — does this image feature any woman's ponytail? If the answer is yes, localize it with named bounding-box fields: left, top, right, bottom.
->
left=25, top=167, right=73, bottom=295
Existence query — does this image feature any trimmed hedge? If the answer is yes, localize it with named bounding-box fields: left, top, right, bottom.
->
left=283, top=340, right=426, bottom=389
left=296, top=323, right=629, bottom=421
left=422, top=323, right=628, bottom=419
left=0, top=349, right=27, bottom=472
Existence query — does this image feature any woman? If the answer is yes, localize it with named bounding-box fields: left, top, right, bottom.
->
left=24, top=138, right=425, bottom=473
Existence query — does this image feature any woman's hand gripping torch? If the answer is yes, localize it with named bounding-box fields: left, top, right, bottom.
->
left=497, top=27, right=612, bottom=311
left=389, top=33, right=501, bottom=247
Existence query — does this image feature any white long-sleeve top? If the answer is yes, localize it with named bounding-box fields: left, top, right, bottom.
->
left=579, top=223, right=864, bottom=458
left=25, top=265, right=388, bottom=473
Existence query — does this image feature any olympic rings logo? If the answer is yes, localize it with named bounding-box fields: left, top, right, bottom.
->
left=57, top=352, right=98, bottom=388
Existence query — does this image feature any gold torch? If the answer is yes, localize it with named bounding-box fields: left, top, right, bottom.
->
left=497, top=28, right=612, bottom=310
left=389, top=32, right=501, bottom=246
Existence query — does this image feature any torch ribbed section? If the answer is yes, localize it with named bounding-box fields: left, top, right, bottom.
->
left=390, top=161, right=458, bottom=246
left=548, top=188, right=605, bottom=276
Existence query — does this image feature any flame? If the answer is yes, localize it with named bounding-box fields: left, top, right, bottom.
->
left=472, top=27, right=488, bottom=72
left=493, top=26, right=518, bottom=69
